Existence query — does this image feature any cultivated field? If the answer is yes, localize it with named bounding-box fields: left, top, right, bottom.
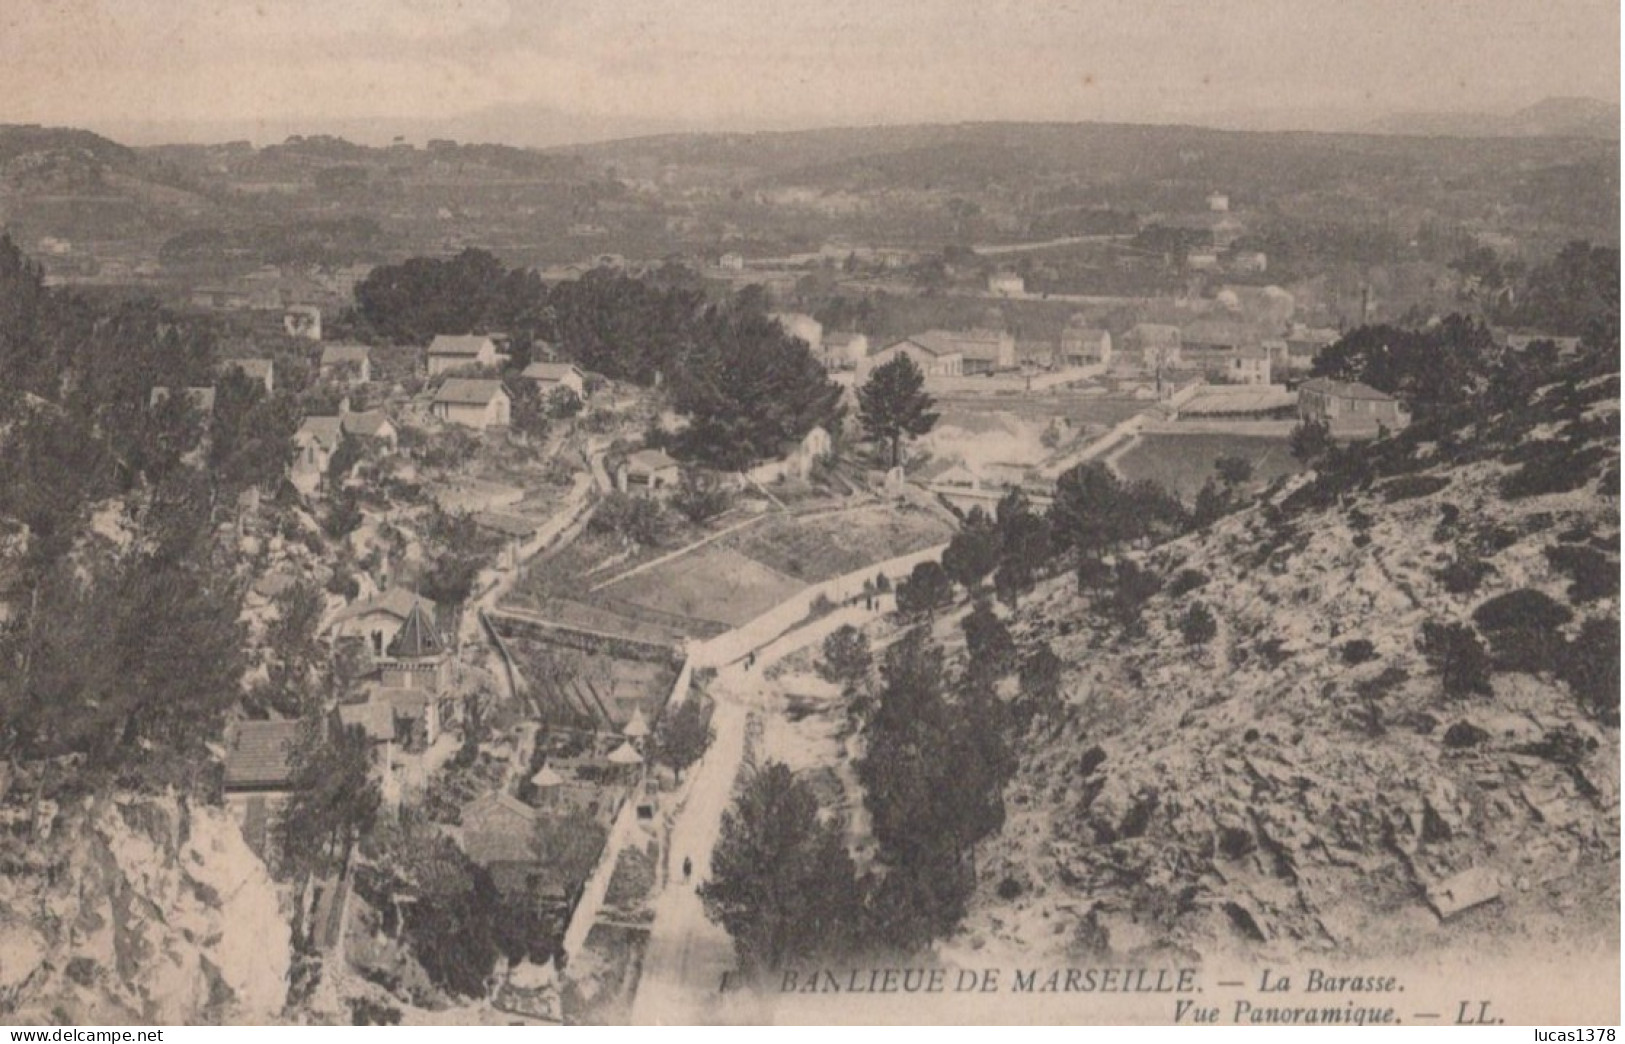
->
left=595, top=544, right=805, bottom=628
left=720, top=504, right=953, bottom=584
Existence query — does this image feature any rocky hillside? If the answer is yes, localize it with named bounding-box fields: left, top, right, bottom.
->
left=965, top=366, right=1618, bottom=965
left=0, top=792, right=290, bottom=1024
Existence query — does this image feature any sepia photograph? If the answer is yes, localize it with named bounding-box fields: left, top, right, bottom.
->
left=0, top=0, right=1618, bottom=1029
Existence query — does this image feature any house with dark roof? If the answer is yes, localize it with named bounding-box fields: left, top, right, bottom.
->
left=1298, top=378, right=1410, bottom=435
left=224, top=719, right=306, bottom=793
left=319, top=344, right=372, bottom=384
left=428, top=334, right=504, bottom=376
left=432, top=378, right=511, bottom=429
left=458, top=792, right=573, bottom=898
left=340, top=409, right=397, bottom=449
left=520, top=361, right=585, bottom=399
left=330, top=587, right=444, bottom=661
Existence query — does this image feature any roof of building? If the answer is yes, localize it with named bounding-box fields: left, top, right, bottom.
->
left=1300, top=378, right=1398, bottom=402
left=386, top=598, right=446, bottom=659
left=331, top=586, right=440, bottom=627
left=340, top=410, right=393, bottom=439
left=337, top=701, right=397, bottom=742
left=296, top=415, right=345, bottom=449
left=911, top=329, right=1008, bottom=362
left=1234, top=346, right=1271, bottom=360
left=521, top=361, right=582, bottom=382
left=223, top=719, right=306, bottom=789
left=434, top=378, right=508, bottom=406
left=625, top=448, right=680, bottom=474
left=428, top=334, right=498, bottom=357
left=878, top=336, right=961, bottom=359
left=320, top=344, right=371, bottom=366
left=823, top=331, right=865, bottom=348
left=460, top=793, right=541, bottom=866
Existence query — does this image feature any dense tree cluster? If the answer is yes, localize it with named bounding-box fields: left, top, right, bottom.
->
left=353, top=251, right=842, bottom=468
left=0, top=235, right=306, bottom=785
left=857, top=629, right=1014, bottom=951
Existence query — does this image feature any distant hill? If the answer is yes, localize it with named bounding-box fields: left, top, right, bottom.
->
left=551, top=119, right=1619, bottom=215
left=1367, top=97, right=1620, bottom=140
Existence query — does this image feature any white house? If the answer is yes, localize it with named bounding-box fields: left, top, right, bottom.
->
left=432, top=379, right=511, bottom=429
left=617, top=449, right=681, bottom=494
left=290, top=416, right=344, bottom=494
left=906, top=329, right=1016, bottom=375
left=521, top=361, right=586, bottom=399
left=1059, top=326, right=1112, bottom=367
left=718, top=252, right=745, bottom=271
left=1229, top=347, right=1272, bottom=386
left=319, top=344, right=372, bottom=384
left=427, top=334, right=504, bottom=376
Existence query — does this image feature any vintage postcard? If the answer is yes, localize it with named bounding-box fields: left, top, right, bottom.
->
left=0, top=0, right=1618, bottom=1029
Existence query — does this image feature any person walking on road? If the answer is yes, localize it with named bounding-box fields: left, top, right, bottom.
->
left=682, top=856, right=693, bottom=883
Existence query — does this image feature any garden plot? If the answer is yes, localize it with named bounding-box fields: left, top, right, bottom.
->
left=721, top=505, right=953, bottom=584
left=594, top=544, right=806, bottom=629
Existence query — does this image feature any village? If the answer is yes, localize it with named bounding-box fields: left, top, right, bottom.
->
left=0, top=87, right=1613, bottom=1027
left=127, top=179, right=1606, bottom=1021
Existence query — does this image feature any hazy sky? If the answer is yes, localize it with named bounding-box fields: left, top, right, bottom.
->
left=1, top=0, right=1618, bottom=143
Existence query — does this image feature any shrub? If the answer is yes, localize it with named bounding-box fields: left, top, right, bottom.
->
left=1500, top=442, right=1612, bottom=499
left=671, top=468, right=732, bottom=525
left=895, top=560, right=952, bottom=615
left=325, top=568, right=360, bottom=600
left=1178, top=603, right=1217, bottom=646
left=1544, top=544, right=1618, bottom=603
left=1341, top=639, right=1377, bottom=665
left=589, top=491, right=665, bottom=547
left=1418, top=621, right=1492, bottom=698
left=1435, top=553, right=1493, bottom=595
left=1472, top=588, right=1574, bottom=673
left=1167, top=569, right=1209, bottom=598
left=1381, top=474, right=1451, bottom=502
left=1442, top=721, right=1490, bottom=749
left=1354, top=666, right=1410, bottom=701
left=1556, top=617, right=1620, bottom=724
left=996, top=877, right=1023, bottom=900
left=1107, top=559, right=1162, bottom=632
